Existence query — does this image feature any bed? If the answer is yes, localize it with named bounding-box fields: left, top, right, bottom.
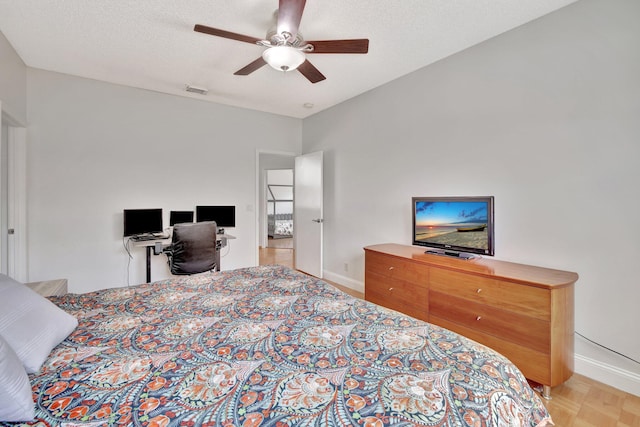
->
left=1, top=265, right=552, bottom=426
left=268, top=214, right=293, bottom=239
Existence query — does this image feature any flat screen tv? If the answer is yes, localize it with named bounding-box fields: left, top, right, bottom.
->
left=195, top=205, right=236, bottom=228
left=123, top=208, right=163, bottom=237
left=412, top=196, right=494, bottom=258
left=169, top=210, right=194, bottom=226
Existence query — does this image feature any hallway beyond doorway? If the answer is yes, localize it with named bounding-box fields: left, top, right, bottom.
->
left=267, top=236, right=292, bottom=249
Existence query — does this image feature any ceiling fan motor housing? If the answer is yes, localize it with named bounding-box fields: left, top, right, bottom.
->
left=266, top=29, right=305, bottom=47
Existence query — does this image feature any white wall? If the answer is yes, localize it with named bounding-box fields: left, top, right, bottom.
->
left=303, top=0, right=640, bottom=393
left=0, top=31, right=26, bottom=125
left=26, top=69, right=302, bottom=292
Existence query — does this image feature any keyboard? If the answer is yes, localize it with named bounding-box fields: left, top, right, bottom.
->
left=130, top=234, right=169, bottom=242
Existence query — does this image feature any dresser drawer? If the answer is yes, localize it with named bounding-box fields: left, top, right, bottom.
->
left=365, top=251, right=429, bottom=285
left=430, top=269, right=550, bottom=320
left=365, top=271, right=428, bottom=322
left=429, top=291, right=549, bottom=353
left=429, top=315, right=552, bottom=385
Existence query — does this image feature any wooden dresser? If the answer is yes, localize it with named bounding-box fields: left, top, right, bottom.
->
left=364, top=243, right=577, bottom=398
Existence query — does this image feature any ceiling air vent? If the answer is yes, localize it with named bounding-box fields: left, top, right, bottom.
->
left=185, top=85, right=208, bottom=95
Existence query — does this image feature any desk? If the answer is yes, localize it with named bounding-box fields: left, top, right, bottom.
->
left=131, top=234, right=235, bottom=283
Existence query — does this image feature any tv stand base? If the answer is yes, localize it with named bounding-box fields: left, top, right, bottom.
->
left=425, top=249, right=478, bottom=260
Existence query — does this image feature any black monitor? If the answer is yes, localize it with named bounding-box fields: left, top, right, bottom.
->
left=123, top=208, right=163, bottom=237
left=170, top=210, right=194, bottom=226
left=195, top=205, right=236, bottom=227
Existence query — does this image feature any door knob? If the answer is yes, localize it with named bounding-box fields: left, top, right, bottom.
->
left=311, top=218, right=324, bottom=223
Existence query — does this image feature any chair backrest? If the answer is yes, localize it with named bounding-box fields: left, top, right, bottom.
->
left=167, top=221, right=217, bottom=275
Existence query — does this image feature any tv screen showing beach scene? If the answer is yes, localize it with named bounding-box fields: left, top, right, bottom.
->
left=412, top=196, right=494, bottom=255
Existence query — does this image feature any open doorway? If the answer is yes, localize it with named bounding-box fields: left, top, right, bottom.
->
left=266, top=169, right=293, bottom=249
left=257, top=151, right=295, bottom=269
left=256, top=151, right=323, bottom=276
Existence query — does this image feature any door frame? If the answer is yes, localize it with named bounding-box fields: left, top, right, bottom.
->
left=0, top=106, right=28, bottom=281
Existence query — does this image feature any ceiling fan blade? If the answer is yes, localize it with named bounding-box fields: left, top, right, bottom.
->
left=234, top=57, right=268, bottom=75
left=194, top=24, right=262, bottom=45
left=277, top=0, right=306, bottom=38
left=297, top=60, right=326, bottom=84
left=306, top=39, right=369, bottom=54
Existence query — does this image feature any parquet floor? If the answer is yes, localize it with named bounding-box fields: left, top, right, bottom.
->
left=542, top=373, right=640, bottom=426
left=258, top=246, right=640, bottom=426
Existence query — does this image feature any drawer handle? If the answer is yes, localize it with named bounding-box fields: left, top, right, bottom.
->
left=476, top=316, right=482, bottom=321
left=388, top=287, right=394, bottom=292
left=388, top=266, right=394, bottom=270
left=476, top=288, right=482, bottom=293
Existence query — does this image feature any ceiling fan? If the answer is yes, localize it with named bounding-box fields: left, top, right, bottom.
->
left=194, top=0, right=369, bottom=83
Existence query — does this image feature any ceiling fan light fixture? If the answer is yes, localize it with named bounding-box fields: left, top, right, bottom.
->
left=262, top=46, right=305, bottom=72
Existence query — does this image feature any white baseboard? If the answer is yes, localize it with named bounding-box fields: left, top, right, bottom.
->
left=575, top=354, right=640, bottom=397
left=322, top=270, right=364, bottom=294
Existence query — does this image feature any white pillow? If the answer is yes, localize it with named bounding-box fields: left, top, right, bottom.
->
left=0, top=334, right=35, bottom=421
left=0, top=274, right=77, bottom=373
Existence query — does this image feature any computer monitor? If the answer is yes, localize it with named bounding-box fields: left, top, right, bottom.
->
left=195, top=205, right=236, bottom=227
left=123, top=208, right=163, bottom=237
left=170, top=210, right=194, bottom=226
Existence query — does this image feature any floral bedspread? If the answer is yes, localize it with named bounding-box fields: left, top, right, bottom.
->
left=5, top=265, right=552, bottom=427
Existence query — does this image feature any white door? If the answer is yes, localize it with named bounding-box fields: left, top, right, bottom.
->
left=294, top=151, right=323, bottom=277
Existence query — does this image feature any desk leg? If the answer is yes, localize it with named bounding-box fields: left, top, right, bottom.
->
left=146, top=246, right=152, bottom=283
left=215, top=240, right=221, bottom=272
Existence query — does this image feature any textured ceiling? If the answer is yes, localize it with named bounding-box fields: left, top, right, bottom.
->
left=0, top=0, right=577, bottom=118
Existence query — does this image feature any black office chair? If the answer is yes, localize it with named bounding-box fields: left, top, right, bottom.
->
left=164, top=221, right=218, bottom=275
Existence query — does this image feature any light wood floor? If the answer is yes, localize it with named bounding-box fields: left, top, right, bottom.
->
left=267, top=236, right=293, bottom=249
left=258, top=246, right=640, bottom=426
left=259, top=244, right=361, bottom=298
